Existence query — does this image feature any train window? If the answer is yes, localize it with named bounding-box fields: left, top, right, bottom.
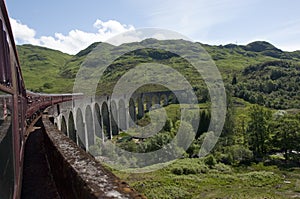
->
left=0, top=20, right=6, bottom=83
left=4, top=31, right=11, bottom=85
left=0, top=91, right=14, bottom=199
left=0, top=20, right=11, bottom=86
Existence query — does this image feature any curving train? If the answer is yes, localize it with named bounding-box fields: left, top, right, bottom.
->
left=0, top=1, right=80, bottom=198
left=25, top=91, right=82, bottom=122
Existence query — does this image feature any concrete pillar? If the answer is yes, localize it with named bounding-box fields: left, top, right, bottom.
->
left=85, top=106, right=95, bottom=149
left=145, top=96, right=151, bottom=112
left=137, top=96, right=144, bottom=119
left=118, top=99, right=127, bottom=131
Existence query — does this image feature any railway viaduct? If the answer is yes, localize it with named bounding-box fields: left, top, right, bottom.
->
left=51, top=90, right=189, bottom=151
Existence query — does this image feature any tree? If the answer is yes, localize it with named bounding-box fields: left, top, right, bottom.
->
left=195, top=110, right=210, bottom=139
left=271, top=115, right=300, bottom=161
left=257, top=94, right=265, bottom=105
left=163, top=118, right=173, bottom=132
left=221, top=86, right=235, bottom=145
left=232, top=74, right=237, bottom=85
left=234, top=114, right=248, bottom=145
left=247, top=105, right=272, bottom=158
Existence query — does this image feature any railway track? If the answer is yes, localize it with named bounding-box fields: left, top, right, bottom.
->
left=21, top=118, right=60, bottom=199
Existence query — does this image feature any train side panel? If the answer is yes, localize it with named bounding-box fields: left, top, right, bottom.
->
left=0, top=0, right=25, bottom=198
left=0, top=1, right=84, bottom=198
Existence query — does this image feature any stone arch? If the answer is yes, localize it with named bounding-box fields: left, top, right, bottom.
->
left=85, top=105, right=94, bottom=147
left=94, top=103, right=102, bottom=138
left=168, top=93, right=177, bottom=104
left=160, top=94, right=168, bottom=106
left=118, top=99, right=127, bottom=131
left=129, top=98, right=136, bottom=127
left=68, top=112, right=76, bottom=143
left=110, top=100, right=119, bottom=136
left=76, top=108, right=86, bottom=150
left=137, top=96, right=144, bottom=119
left=101, top=102, right=111, bottom=139
left=61, top=116, right=67, bottom=136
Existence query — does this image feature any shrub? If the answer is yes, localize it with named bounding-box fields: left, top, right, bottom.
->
left=171, top=167, right=183, bottom=175
left=170, top=159, right=209, bottom=175
left=43, top=82, right=53, bottom=89
left=215, top=152, right=234, bottom=165
left=204, top=154, right=217, bottom=167
left=224, top=145, right=253, bottom=165
left=213, top=163, right=232, bottom=173
left=237, top=171, right=281, bottom=187
left=163, top=118, right=173, bottom=132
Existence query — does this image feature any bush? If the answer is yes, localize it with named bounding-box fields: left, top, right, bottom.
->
left=204, top=154, right=217, bottom=167
left=170, top=159, right=209, bottom=175
left=224, top=145, right=253, bottom=165
left=43, top=82, right=53, bottom=89
left=171, top=167, right=183, bottom=175
left=215, top=152, right=234, bottom=165
left=163, top=118, right=173, bottom=132
left=213, top=163, right=232, bottom=173
left=237, top=171, right=281, bottom=187
left=186, top=141, right=200, bottom=157
left=171, top=164, right=209, bottom=175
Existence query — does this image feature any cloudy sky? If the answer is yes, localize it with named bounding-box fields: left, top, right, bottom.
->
left=5, top=0, right=300, bottom=54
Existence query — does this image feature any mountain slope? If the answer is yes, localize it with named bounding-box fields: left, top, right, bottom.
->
left=234, top=60, right=300, bottom=109
left=17, top=44, right=74, bottom=93
left=17, top=40, right=300, bottom=108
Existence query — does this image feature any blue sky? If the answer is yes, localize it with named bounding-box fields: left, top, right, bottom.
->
left=5, top=0, right=300, bottom=54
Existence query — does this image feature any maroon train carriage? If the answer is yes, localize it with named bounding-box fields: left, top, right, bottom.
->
left=0, top=1, right=82, bottom=198
left=0, top=1, right=27, bottom=198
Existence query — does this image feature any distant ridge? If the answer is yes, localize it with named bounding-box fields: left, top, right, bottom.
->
left=17, top=39, right=300, bottom=109
left=244, top=41, right=281, bottom=52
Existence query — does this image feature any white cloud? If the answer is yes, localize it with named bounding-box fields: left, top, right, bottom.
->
left=10, top=18, right=39, bottom=45
left=9, top=18, right=135, bottom=54
left=94, top=19, right=134, bottom=35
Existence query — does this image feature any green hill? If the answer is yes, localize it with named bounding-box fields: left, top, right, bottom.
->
left=17, top=44, right=74, bottom=93
left=234, top=60, right=300, bottom=109
left=17, top=40, right=300, bottom=109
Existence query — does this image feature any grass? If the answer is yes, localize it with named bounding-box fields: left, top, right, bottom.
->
left=104, top=100, right=299, bottom=199
left=110, top=158, right=300, bottom=199
left=17, top=44, right=74, bottom=93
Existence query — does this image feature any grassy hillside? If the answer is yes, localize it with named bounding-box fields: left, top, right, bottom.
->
left=95, top=99, right=300, bottom=199
left=17, top=44, right=74, bottom=93
left=112, top=159, right=300, bottom=199
left=17, top=40, right=300, bottom=108
left=234, top=60, right=300, bottom=109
